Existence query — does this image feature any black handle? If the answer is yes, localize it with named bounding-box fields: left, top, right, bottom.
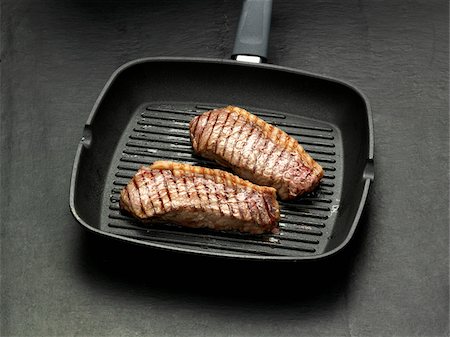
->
left=232, top=0, right=272, bottom=62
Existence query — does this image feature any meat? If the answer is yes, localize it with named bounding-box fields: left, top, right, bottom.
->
left=189, top=106, right=324, bottom=200
left=119, top=161, right=280, bottom=234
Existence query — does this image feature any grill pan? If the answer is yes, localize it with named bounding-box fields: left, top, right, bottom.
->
left=70, top=0, right=373, bottom=261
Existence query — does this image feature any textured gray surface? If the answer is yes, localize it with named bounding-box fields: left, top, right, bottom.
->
left=1, top=0, right=448, bottom=336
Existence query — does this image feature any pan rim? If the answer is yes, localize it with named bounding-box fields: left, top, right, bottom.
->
left=70, top=57, right=374, bottom=261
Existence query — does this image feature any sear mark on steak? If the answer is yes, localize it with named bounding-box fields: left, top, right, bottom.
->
left=189, top=106, right=324, bottom=200
left=119, top=161, right=280, bottom=234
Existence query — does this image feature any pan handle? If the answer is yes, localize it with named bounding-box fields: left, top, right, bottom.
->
left=232, top=0, right=272, bottom=63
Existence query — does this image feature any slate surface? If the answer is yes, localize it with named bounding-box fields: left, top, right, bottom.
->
left=1, top=1, right=448, bottom=336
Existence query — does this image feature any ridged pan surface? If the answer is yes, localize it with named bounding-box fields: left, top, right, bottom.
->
left=102, top=102, right=342, bottom=258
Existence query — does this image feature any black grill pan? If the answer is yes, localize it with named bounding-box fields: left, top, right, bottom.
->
left=70, top=0, right=373, bottom=261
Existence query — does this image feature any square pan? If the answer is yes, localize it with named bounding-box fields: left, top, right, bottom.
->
left=70, top=58, right=373, bottom=261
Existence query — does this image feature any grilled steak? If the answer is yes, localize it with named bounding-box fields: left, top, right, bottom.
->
left=119, top=161, right=280, bottom=234
left=189, top=106, right=324, bottom=200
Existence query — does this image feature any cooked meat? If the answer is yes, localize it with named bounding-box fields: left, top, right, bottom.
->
left=189, top=106, right=324, bottom=200
left=119, top=161, right=280, bottom=234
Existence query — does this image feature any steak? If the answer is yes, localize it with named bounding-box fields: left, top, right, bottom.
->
left=119, top=161, right=280, bottom=234
left=189, top=106, right=324, bottom=200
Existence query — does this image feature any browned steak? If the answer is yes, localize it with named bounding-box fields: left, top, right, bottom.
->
left=189, top=106, right=324, bottom=200
left=119, top=161, right=280, bottom=234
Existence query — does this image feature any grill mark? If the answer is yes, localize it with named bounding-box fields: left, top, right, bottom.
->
left=227, top=185, right=241, bottom=220
left=266, top=148, right=287, bottom=194
left=238, top=127, right=254, bottom=168
left=240, top=127, right=261, bottom=170
left=174, top=174, right=189, bottom=210
left=278, top=152, right=298, bottom=198
left=126, top=180, right=139, bottom=216
left=251, top=134, right=269, bottom=174
left=201, top=111, right=220, bottom=152
left=184, top=175, right=201, bottom=210
left=221, top=174, right=238, bottom=218
left=193, top=175, right=209, bottom=213
left=251, top=189, right=271, bottom=227
left=196, top=112, right=209, bottom=137
left=132, top=177, right=146, bottom=218
left=123, top=185, right=132, bottom=213
left=269, top=130, right=292, bottom=180
left=173, top=174, right=184, bottom=209
left=196, top=113, right=209, bottom=152
left=262, top=193, right=280, bottom=229
left=222, top=185, right=237, bottom=220
left=190, top=115, right=204, bottom=145
left=213, top=110, right=230, bottom=154
left=189, top=117, right=196, bottom=135
left=125, top=180, right=138, bottom=216
left=261, top=192, right=276, bottom=225
left=212, top=175, right=232, bottom=218
left=286, top=152, right=312, bottom=197
left=249, top=130, right=265, bottom=169
left=245, top=189, right=262, bottom=226
left=142, top=170, right=161, bottom=216
left=255, top=193, right=272, bottom=228
left=232, top=120, right=253, bottom=167
left=282, top=133, right=296, bottom=153
left=153, top=170, right=169, bottom=213
left=135, top=172, right=154, bottom=217
left=298, top=165, right=316, bottom=195
left=205, top=174, right=222, bottom=216
left=221, top=182, right=243, bottom=221
left=258, top=126, right=281, bottom=177
left=257, top=139, right=276, bottom=177
left=123, top=185, right=133, bottom=212
left=163, top=170, right=179, bottom=210
left=263, top=130, right=284, bottom=179
left=160, top=170, right=174, bottom=211
left=206, top=112, right=224, bottom=154
left=276, top=149, right=292, bottom=180
left=236, top=187, right=252, bottom=222
left=197, top=112, right=213, bottom=152
left=224, top=115, right=245, bottom=163
left=218, top=111, right=237, bottom=158
left=232, top=186, right=245, bottom=222
left=142, top=171, right=158, bottom=217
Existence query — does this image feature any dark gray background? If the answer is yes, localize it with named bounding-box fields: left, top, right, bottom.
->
left=1, top=1, right=448, bottom=336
